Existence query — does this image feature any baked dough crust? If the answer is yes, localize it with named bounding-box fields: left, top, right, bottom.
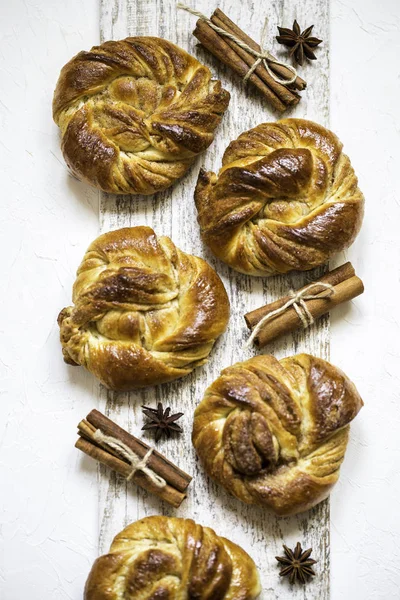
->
left=195, top=119, right=364, bottom=275
left=53, top=37, right=230, bottom=194
left=192, top=353, right=363, bottom=516
left=58, top=226, right=230, bottom=390
left=84, top=516, right=261, bottom=600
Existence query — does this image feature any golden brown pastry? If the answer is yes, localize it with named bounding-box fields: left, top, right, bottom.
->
left=193, top=354, right=363, bottom=516
left=195, top=118, right=364, bottom=275
left=52, top=37, right=230, bottom=195
left=84, top=516, right=261, bottom=600
left=58, top=226, right=230, bottom=390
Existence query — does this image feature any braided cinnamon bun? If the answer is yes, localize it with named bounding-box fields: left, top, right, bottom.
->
left=192, top=353, right=363, bottom=516
left=195, top=119, right=364, bottom=275
left=84, top=516, right=261, bottom=600
left=53, top=37, right=230, bottom=195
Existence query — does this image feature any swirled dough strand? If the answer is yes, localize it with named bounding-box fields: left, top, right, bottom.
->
left=58, top=226, right=230, bottom=390
left=84, top=516, right=261, bottom=600
left=53, top=37, right=230, bottom=195
left=195, top=118, right=364, bottom=275
left=192, top=353, right=363, bottom=516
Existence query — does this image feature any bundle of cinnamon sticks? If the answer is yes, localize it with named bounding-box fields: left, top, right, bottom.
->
left=76, top=409, right=191, bottom=508
left=245, top=262, right=364, bottom=348
left=193, top=8, right=306, bottom=112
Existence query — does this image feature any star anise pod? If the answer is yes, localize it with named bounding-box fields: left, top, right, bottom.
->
left=141, top=403, right=184, bottom=442
left=275, top=542, right=317, bottom=584
left=276, top=20, right=322, bottom=66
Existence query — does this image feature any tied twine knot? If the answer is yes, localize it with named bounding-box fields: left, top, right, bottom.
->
left=93, top=429, right=166, bottom=488
left=245, top=282, right=335, bottom=348
left=177, top=3, right=298, bottom=86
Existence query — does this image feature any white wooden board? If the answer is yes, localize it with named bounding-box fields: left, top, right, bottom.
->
left=98, top=0, right=330, bottom=597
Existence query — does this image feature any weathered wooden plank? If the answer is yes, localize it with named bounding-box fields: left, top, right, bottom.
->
left=98, top=1, right=330, bottom=597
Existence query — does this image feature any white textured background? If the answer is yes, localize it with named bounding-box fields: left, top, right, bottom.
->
left=1, top=0, right=399, bottom=598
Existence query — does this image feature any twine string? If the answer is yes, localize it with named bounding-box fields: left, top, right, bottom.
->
left=245, top=282, right=335, bottom=348
left=177, top=3, right=298, bottom=86
left=93, top=429, right=166, bottom=488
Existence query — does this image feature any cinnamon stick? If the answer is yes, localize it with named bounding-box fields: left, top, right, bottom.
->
left=212, top=9, right=306, bottom=91
left=244, top=263, right=364, bottom=348
left=75, top=437, right=186, bottom=508
left=210, top=11, right=300, bottom=107
left=194, top=19, right=287, bottom=113
left=86, top=409, right=191, bottom=493
left=245, top=262, right=355, bottom=329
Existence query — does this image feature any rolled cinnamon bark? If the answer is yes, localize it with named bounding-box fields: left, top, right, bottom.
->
left=75, top=437, right=186, bottom=508
left=194, top=19, right=287, bottom=113
left=210, top=11, right=300, bottom=107
left=244, top=263, right=364, bottom=348
left=212, top=8, right=306, bottom=91
left=86, top=409, right=191, bottom=493
left=245, top=262, right=355, bottom=329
